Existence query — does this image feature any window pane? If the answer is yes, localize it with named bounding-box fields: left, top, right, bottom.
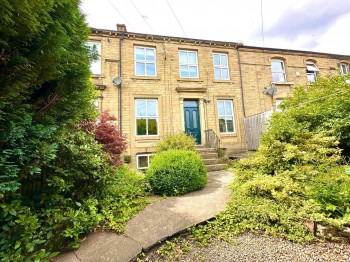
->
left=87, top=42, right=101, bottom=75
left=213, top=54, right=220, bottom=66
left=135, top=47, right=145, bottom=60
left=188, top=52, right=197, bottom=64
left=219, top=118, right=226, bottom=133
left=179, top=51, right=187, bottom=63
left=307, top=73, right=316, bottom=82
left=136, top=100, right=146, bottom=116
left=272, top=72, right=285, bottom=82
left=214, top=68, right=221, bottom=79
left=180, top=65, right=189, bottom=77
left=189, top=66, right=198, bottom=78
left=222, top=68, right=229, bottom=79
left=226, top=117, right=234, bottom=132
left=185, top=110, right=190, bottom=128
left=136, top=62, right=145, bottom=75
left=146, top=63, right=156, bottom=76
left=225, top=101, right=233, bottom=115
left=218, top=101, right=225, bottom=116
left=138, top=155, right=148, bottom=168
left=184, top=101, right=198, bottom=107
left=220, top=55, right=227, bottom=66
left=192, top=111, right=197, bottom=128
left=271, top=61, right=283, bottom=71
left=146, top=48, right=155, bottom=61
left=148, top=119, right=158, bottom=135
left=147, top=100, right=157, bottom=116
left=137, top=118, right=147, bottom=135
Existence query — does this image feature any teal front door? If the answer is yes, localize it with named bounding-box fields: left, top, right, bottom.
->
left=184, top=100, right=201, bottom=144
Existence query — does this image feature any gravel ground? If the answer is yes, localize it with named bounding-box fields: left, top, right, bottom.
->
left=143, top=233, right=350, bottom=262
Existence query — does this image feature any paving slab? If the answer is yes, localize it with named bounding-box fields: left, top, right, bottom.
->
left=53, top=170, right=233, bottom=262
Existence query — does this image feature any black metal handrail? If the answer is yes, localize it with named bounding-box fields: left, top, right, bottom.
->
left=204, top=129, right=220, bottom=152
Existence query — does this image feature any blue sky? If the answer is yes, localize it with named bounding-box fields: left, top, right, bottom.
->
left=80, top=0, right=350, bottom=55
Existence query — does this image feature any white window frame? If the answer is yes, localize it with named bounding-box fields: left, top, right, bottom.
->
left=179, top=50, right=199, bottom=78
left=135, top=99, right=159, bottom=136
left=340, top=63, right=349, bottom=75
left=87, top=41, right=101, bottom=75
left=213, top=53, right=229, bottom=80
left=136, top=154, right=154, bottom=170
left=306, top=62, right=319, bottom=82
left=134, top=46, right=157, bottom=76
left=271, top=59, right=286, bottom=82
left=275, top=98, right=283, bottom=112
left=217, top=100, right=236, bottom=134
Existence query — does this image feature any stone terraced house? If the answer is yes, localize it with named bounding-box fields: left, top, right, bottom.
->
left=88, top=24, right=350, bottom=170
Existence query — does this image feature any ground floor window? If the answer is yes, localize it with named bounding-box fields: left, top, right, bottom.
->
left=136, top=154, right=154, bottom=170
left=135, top=99, right=158, bottom=136
left=217, top=100, right=235, bottom=133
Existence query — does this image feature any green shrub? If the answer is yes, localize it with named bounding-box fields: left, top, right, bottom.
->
left=146, top=150, right=207, bottom=196
left=155, top=133, right=196, bottom=153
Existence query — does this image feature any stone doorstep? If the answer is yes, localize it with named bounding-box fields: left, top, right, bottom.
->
left=202, top=158, right=221, bottom=165
left=199, top=152, right=218, bottom=159
left=196, top=147, right=217, bottom=152
left=206, top=164, right=227, bottom=172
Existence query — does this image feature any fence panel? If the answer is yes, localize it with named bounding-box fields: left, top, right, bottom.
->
left=243, top=110, right=273, bottom=150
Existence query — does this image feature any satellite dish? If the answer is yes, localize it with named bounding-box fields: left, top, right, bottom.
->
left=265, top=87, right=277, bottom=95
left=112, top=76, right=122, bottom=86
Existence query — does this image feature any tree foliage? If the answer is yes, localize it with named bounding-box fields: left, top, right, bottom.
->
left=0, top=0, right=96, bottom=197
left=191, top=76, right=350, bottom=245
left=82, top=110, right=127, bottom=167
left=0, top=1, right=147, bottom=260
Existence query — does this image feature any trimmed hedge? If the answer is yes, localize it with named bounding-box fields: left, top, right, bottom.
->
left=146, top=150, right=207, bottom=196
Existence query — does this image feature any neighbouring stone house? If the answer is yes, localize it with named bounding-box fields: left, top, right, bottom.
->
left=88, top=24, right=350, bottom=169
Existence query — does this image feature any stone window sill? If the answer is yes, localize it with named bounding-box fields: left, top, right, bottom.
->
left=213, top=80, right=234, bottom=84
left=219, top=133, right=237, bottom=137
left=271, top=81, right=294, bottom=86
left=135, top=136, right=160, bottom=141
left=177, top=78, right=204, bottom=83
left=131, top=76, right=161, bottom=81
left=92, top=74, right=104, bottom=78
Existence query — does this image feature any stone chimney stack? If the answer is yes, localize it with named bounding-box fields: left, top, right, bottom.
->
left=117, top=24, right=127, bottom=32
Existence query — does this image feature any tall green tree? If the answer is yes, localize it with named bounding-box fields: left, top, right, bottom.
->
left=0, top=0, right=96, bottom=197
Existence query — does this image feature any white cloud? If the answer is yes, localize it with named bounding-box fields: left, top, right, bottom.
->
left=80, top=0, right=350, bottom=55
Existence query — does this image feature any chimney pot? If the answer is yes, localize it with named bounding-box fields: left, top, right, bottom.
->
left=117, top=24, right=127, bottom=32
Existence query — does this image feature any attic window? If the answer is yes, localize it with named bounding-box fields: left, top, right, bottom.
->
left=306, top=62, right=319, bottom=82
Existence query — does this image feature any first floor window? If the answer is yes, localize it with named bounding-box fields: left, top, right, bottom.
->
left=135, top=99, right=158, bottom=136
left=137, top=154, right=154, bottom=169
left=306, top=62, right=319, bottom=82
left=340, top=63, right=349, bottom=75
left=213, top=53, right=229, bottom=80
left=179, top=50, right=199, bottom=78
left=217, top=100, right=235, bottom=133
left=135, top=46, right=156, bottom=76
left=86, top=42, right=101, bottom=75
left=271, top=59, right=286, bottom=82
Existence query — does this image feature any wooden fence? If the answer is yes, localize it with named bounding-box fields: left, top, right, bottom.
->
left=243, top=110, right=273, bottom=150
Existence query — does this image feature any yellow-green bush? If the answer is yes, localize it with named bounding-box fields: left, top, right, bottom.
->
left=155, top=133, right=196, bottom=153
left=146, top=150, right=207, bottom=196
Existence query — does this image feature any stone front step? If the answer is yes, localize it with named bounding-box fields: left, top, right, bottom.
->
left=199, top=152, right=218, bottom=159
left=202, top=158, right=220, bottom=165
left=206, top=164, right=227, bottom=172
left=197, top=147, right=227, bottom=171
left=196, top=147, right=217, bottom=153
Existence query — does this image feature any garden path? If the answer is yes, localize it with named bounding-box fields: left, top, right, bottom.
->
left=53, top=170, right=233, bottom=262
